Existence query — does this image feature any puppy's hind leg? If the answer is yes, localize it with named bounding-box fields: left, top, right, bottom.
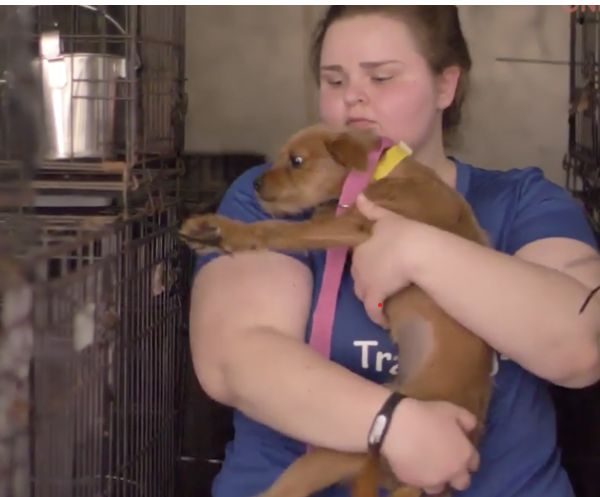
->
left=255, top=448, right=368, bottom=497
left=388, top=487, right=424, bottom=497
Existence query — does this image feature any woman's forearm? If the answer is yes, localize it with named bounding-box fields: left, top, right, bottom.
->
left=213, top=325, right=391, bottom=453
left=407, top=226, right=600, bottom=388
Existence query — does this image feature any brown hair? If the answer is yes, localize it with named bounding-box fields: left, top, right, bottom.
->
left=310, top=6, right=472, bottom=134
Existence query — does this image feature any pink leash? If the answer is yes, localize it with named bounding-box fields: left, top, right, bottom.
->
left=308, top=136, right=395, bottom=359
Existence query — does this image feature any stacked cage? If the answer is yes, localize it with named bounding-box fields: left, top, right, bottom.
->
left=564, top=8, right=600, bottom=239
left=0, top=5, right=192, bottom=497
left=0, top=5, right=187, bottom=222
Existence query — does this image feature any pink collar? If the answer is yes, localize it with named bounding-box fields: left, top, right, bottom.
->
left=308, top=136, right=395, bottom=358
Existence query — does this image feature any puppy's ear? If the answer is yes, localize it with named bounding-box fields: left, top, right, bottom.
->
left=325, top=129, right=378, bottom=170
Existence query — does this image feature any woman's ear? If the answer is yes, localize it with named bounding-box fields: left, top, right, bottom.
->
left=325, top=128, right=377, bottom=170
left=436, top=65, right=461, bottom=110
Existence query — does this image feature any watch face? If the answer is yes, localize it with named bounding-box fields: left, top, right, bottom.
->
left=368, top=413, right=388, bottom=446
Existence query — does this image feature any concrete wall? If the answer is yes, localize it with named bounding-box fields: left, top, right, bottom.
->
left=185, top=5, right=572, bottom=186
left=450, top=6, right=571, bottom=185
left=184, top=6, right=321, bottom=160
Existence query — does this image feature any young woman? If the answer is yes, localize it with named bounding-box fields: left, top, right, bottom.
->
left=189, top=6, right=600, bottom=497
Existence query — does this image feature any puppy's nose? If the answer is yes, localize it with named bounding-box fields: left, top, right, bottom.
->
left=253, top=176, right=262, bottom=191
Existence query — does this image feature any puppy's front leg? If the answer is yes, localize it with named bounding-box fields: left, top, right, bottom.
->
left=179, top=210, right=371, bottom=255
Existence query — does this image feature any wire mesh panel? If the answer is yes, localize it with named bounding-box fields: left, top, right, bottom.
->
left=29, top=224, right=121, bottom=497
left=564, top=8, right=600, bottom=236
left=28, top=204, right=189, bottom=497
left=180, top=153, right=267, bottom=215
left=110, top=206, right=189, bottom=497
left=138, top=7, right=186, bottom=158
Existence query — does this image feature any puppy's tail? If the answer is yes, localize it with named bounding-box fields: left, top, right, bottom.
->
left=351, top=456, right=380, bottom=497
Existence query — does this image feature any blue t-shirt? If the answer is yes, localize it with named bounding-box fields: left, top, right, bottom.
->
left=194, top=158, right=598, bottom=497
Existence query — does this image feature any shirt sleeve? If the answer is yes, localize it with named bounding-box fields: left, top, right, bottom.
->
left=193, top=164, right=313, bottom=275
left=506, top=167, right=598, bottom=255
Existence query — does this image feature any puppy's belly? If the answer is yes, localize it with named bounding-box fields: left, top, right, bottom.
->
left=390, top=316, right=435, bottom=384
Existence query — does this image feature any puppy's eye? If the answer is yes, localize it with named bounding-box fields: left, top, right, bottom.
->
left=290, top=155, right=304, bottom=168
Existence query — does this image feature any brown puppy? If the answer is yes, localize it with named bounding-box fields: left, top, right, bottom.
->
left=180, top=124, right=494, bottom=497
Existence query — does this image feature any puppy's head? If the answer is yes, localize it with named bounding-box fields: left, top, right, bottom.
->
left=253, top=124, right=380, bottom=216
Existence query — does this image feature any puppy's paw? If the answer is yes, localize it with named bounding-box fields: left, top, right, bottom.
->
left=179, top=214, right=262, bottom=254
left=179, top=214, right=229, bottom=254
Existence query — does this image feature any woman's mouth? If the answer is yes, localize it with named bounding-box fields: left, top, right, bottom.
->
left=346, top=118, right=378, bottom=129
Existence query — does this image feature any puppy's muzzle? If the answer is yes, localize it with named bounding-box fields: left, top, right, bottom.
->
left=253, top=176, right=263, bottom=191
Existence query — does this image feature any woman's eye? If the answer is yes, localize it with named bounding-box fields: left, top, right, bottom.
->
left=320, top=73, right=344, bottom=87
left=372, top=75, right=393, bottom=83
left=290, top=155, right=303, bottom=167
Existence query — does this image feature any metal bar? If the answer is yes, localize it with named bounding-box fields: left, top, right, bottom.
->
left=28, top=33, right=183, bottom=47
left=33, top=33, right=133, bottom=39
left=31, top=161, right=128, bottom=173
left=0, top=155, right=178, bottom=171
left=32, top=168, right=180, bottom=189
left=56, top=95, right=135, bottom=101
left=33, top=180, right=125, bottom=191
left=124, top=6, right=138, bottom=216
left=495, top=56, right=596, bottom=66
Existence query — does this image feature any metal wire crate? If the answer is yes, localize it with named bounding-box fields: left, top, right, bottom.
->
left=564, top=8, right=600, bottom=236
left=1, top=6, right=193, bottom=495
left=0, top=5, right=186, bottom=217
left=26, top=203, right=190, bottom=497
left=560, top=10, right=600, bottom=485
left=180, top=152, right=267, bottom=215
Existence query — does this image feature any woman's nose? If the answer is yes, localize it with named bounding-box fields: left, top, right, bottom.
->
left=343, top=82, right=368, bottom=106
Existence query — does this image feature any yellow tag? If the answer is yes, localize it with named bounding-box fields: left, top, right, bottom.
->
left=372, top=141, right=412, bottom=181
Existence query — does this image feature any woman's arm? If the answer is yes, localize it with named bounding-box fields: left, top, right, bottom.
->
left=190, top=250, right=390, bottom=452
left=189, top=250, right=480, bottom=491
left=352, top=194, right=600, bottom=389
left=408, top=228, right=600, bottom=388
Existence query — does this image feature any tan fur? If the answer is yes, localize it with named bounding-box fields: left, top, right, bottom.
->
left=180, top=123, right=494, bottom=497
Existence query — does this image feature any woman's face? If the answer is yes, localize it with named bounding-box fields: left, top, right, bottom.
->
left=318, top=14, right=457, bottom=152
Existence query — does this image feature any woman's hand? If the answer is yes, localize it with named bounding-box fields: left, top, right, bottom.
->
left=382, top=398, right=480, bottom=494
left=351, top=193, right=423, bottom=327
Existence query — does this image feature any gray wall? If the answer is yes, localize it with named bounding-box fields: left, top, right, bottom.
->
left=185, top=6, right=572, bottom=186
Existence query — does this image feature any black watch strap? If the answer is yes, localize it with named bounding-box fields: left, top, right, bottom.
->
left=367, top=391, right=407, bottom=456
left=579, top=284, right=600, bottom=314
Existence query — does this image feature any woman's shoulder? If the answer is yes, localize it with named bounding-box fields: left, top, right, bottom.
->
left=458, top=159, right=558, bottom=193
left=455, top=159, right=596, bottom=252
left=218, top=163, right=270, bottom=211
left=455, top=158, right=581, bottom=210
